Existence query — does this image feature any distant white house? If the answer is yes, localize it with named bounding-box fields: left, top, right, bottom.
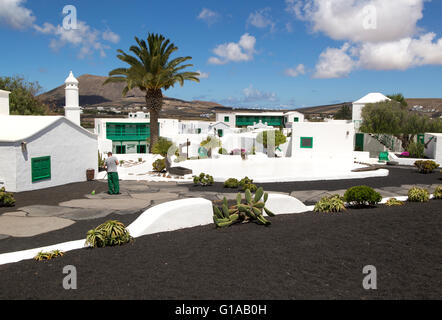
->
left=215, top=110, right=305, bottom=129
left=352, top=93, right=391, bottom=130
left=0, top=72, right=98, bottom=192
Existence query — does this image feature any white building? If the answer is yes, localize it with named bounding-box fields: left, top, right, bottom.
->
left=215, top=110, right=305, bottom=129
left=0, top=72, right=98, bottom=192
left=352, top=93, right=391, bottom=130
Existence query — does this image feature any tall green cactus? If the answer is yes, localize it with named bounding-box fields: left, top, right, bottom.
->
left=213, top=187, right=275, bottom=228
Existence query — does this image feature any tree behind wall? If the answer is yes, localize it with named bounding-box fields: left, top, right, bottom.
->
left=360, top=101, right=442, bottom=149
left=334, top=105, right=352, bottom=120
left=0, top=76, right=48, bottom=115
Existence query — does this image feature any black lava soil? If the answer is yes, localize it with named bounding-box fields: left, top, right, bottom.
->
left=1, top=201, right=441, bottom=300
left=189, top=167, right=442, bottom=194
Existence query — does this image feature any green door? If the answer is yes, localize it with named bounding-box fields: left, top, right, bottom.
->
left=355, top=133, right=364, bottom=151
left=417, top=134, right=425, bottom=145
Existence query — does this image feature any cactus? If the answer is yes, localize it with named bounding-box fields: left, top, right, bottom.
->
left=213, top=187, right=275, bottom=228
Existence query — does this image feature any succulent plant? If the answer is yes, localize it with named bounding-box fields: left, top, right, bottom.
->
left=314, top=195, right=346, bottom=213
left=85, top=220, right=132, bottom=248
left=213, top=187, right=275, bottom=228
left=385, top=198, right=404, bottom=206
left=34, top=250, right=65, bottom=261
left=408, top=187, right=430, bottom=202
left=0, top=187, right=15, bottom=207
left=434, top=186, right=442, bottom=199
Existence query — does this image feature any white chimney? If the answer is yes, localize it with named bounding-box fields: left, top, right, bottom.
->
left=0, top=90, right=11, bottom=116
left=64, top=71, right=81, bottom=126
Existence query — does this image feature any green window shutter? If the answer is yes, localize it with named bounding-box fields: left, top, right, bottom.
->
left=224, top=116, right=229, bottom=122
left=300, top=137, right=313, bottom=149
left=294, top=117, right=299, bottom=122
left=32, top=156, right=51, bottom=182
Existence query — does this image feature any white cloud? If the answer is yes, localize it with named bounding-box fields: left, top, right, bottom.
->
left=0, top=0, right=35, bottom=29
left=196, top=70, right=209, bottom=79
left=243, top=85, right=278, bottom=103
left=358, top=33, right=442, bottom=70
left=197, top=8, right=219, bottom=25
left=285, top=64, right=306, bottom=77
left=34, top=21, right=120, bottom=59
left=209, top=33, right=256, bottom=65
left=314, top=43, right=356, bottom=78
left=102, top=30, right=120, bottom=44
left=247, top=8, right=275, bottom=31
left=286, top=0, right=442, bottom=77
left=286, top=0, right=425, bottom=43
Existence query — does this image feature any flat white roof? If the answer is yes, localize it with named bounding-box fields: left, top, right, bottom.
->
left=0, top=115, right=63, bottom=142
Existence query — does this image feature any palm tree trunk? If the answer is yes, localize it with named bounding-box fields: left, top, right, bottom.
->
left=146, top=89, right=163, bottom=153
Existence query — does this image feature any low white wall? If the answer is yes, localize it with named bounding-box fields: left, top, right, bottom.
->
left=127, top=198, right=213, bottom=238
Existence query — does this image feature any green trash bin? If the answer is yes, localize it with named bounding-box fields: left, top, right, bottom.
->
left=379, top=152, right=389, bottom=162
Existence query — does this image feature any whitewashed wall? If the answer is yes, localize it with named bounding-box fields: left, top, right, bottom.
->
left=290, top=122, right=355, bottom=166
left=13, top=120, right=98, bottom=192
left=425, top=133, right=442, bottom=164
left=0, top=145, right=17, bottom=192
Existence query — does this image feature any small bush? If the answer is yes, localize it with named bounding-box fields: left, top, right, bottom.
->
left=193, top=173, right=214, bottom=186
left=408, top=187, right=430, bottom=202
left=434, top=186, right=442, bottom=199
left=152, top=137, right=177, bottom=157
left=239, top=177, right=257, bottom=192
left=218, top=148, right=228, bottom=155
left=385, top=198, right=404, bottom=206
left=314, top=195, right=346, bottom=213
left=224, top=178, right=239, bottom=188
left=407, top=142, right=425, bottom=158
left=344, top=186, right=382, bottom=207
left=85, top=220, right=132, bottom=248
left=0, top=187, right=15, bottom=207
left=152, top=159, right=166, bottom=173
left=414, top=160, right=439, bottom=174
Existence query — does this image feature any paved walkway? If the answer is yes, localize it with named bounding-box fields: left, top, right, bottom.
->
left=0, top=179, right=440, bottom=239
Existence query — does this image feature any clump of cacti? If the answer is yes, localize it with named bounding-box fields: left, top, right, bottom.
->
left=213, top=187, right=275, bottom=228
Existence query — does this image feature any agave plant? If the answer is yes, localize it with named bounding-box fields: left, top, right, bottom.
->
left=213, top=187, right=275, bottom=228
left=34, top=250, right=65, bottom=261
left=85, top=220, right=133, bottom=248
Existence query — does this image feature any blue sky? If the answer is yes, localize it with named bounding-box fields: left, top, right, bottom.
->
left=0, top=0, right=441, bottom=109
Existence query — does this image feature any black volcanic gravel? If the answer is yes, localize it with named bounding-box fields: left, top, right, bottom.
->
left=0, top=201, right=441, bottom=300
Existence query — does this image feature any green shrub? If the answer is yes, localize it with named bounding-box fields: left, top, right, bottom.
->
left=193, top=173, right=214, bottom=186
left=152, top=137, right=176, bottom=157
left=152, top=158, right=166, bottom=173
left=408, top=187, right=430, bottom=202
left=407, top=142, right=425, bottom=158
left=85, top=220, right=132, bottom=248
left=434, top=186, right=442, bottom=199
left=385, top=198, right=404, bottom=206
left=218, top=148, right=228, bottom=155
left=414, top=160, right=440, bottom=174
left=200, top=136, right=221, bottom=148
left=213, top=188, right=275, bottom=228
left=344, top=186, right=382, bottom=207
left=224, top=178, right=239, bottom=188
left=314, top=195, right=346, bottom=213
left=0, top=187, right=15, bottom=207
left=238, top=177, right=257, bottom=192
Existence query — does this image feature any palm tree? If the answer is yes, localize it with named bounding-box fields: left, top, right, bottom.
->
left=104, top=33, right=200, bottom=151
